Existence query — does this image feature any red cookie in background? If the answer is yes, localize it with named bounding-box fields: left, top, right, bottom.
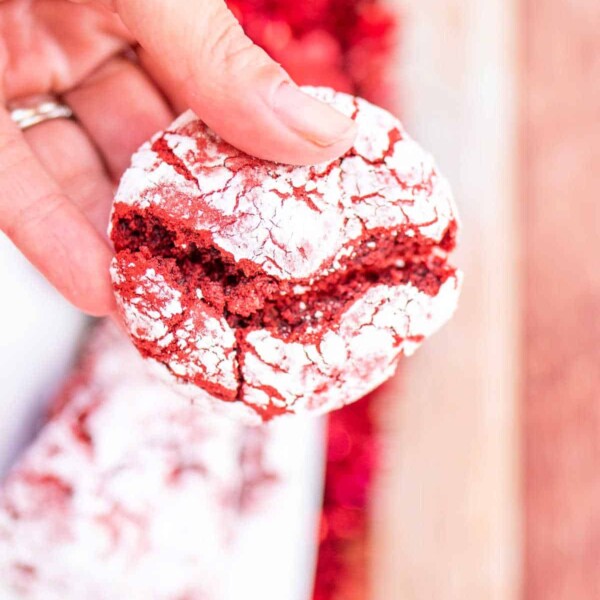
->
left=110, top=86, right=461, bottom=423
left=0, top=323, right=324, bottom=599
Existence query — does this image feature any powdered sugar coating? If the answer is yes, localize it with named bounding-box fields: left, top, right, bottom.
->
left=113, top=258, right=239, bottom=399
left=112, top=87, right=456, bottom=281
left=240, top=275, right=461, bottom=415
left=0, top=324, right=325, bottom=598
left=112, top=269, right=461, bottom=422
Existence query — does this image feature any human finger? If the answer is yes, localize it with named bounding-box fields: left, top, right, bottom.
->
left=0, top=110, right=115, bottom=315
left=65, top=57, right=174, bottom=180
left=111, top=0, right=357, bottom=165
left=23, top=117, right=114, bottom=232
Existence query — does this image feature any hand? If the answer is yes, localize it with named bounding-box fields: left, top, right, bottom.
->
left=0, top=0, right=357, bottom=315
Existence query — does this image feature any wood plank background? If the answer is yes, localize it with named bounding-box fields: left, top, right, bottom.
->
left=523, top=0, right=600, bottom=598
left=372, top=1, right=521, bottom=598
left=372, top=0, right=600, bottom=598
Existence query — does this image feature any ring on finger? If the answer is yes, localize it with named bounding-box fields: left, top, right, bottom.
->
left=8, top=96, right=74, bottom=131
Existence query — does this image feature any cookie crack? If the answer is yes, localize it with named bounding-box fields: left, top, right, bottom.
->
left=113, top=210, right=457, bottom=346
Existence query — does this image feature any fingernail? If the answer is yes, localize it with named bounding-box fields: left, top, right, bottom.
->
left=272, top=83, right=357, bottom=147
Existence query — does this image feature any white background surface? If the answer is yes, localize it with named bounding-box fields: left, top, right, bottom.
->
left=0, top=232, right=88, bottom=476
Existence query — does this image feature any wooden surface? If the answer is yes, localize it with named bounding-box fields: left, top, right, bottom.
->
left=523, top=1, right=600, bottom=598
left=372, top=1, right=521, bottom=598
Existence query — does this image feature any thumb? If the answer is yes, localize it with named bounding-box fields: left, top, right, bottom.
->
left=111, top=0, right=357, bottom=165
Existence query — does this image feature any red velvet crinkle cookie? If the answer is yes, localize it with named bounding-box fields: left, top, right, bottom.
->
left=109, top=86, right=461, bottom=422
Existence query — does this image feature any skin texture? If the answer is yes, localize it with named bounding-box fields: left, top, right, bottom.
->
left=0, top=0, right=357, bottom=315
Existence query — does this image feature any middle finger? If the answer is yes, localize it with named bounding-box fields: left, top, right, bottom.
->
left=65, top=57, right=174, bottom=181
left=24, top=117, right=115, bottom=234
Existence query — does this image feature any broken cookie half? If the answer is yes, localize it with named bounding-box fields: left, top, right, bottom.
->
left=110, top=87, right=461, bottom=422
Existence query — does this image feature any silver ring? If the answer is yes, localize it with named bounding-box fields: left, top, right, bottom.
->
left=9, top=98, right=74, bottom=131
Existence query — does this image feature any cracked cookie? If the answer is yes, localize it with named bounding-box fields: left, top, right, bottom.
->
left=109, top=87, right=461, bottom=422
